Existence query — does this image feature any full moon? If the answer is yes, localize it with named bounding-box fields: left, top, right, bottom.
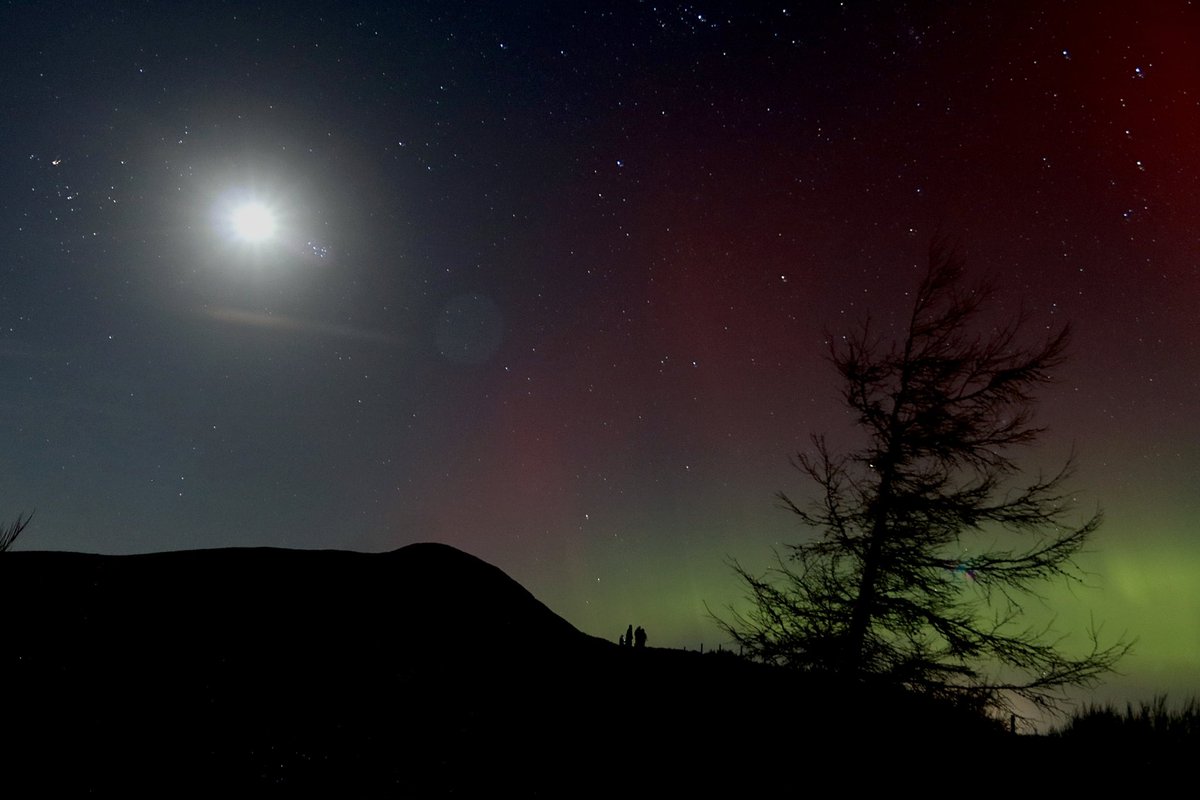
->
left=230, top=202, right=277, bottom=242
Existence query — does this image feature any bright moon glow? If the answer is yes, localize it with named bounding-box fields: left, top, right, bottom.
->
left=231, top=203, right=277, bottom=242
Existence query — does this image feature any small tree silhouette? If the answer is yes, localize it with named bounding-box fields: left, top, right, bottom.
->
left=1, top=512, right=31, bottom=552
left=717, top=241, right=1129, bottom=717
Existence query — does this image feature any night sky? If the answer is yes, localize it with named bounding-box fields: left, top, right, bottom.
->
left=1, top=1, right=1196, bottom=710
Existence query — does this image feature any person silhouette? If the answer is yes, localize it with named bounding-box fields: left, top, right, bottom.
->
left=634, top=626, right=646, bottom=648
left=625, top=624, right=634, bottom=648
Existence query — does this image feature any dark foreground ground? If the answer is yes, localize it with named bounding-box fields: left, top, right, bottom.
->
left=0, top=544, right=1184, bottom=793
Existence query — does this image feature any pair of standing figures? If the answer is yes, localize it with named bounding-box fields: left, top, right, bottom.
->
left=619, top=624, right=646, bottom=648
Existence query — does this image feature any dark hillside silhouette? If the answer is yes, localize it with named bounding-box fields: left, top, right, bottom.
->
left=2, top=543, right=606, bottom=792
left=0, top=542, right=1147, bottom=792
left=1, top=542, right=590, bottom=655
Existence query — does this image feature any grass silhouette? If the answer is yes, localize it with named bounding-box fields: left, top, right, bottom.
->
left=1059, top=695, right=1200, bottom=740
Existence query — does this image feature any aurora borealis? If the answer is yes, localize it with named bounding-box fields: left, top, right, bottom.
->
left=1, top=1, right=1196, bottom=711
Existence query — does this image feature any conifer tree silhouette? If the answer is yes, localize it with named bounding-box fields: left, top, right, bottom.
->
left=719, top=241, right=1129, bottom=715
